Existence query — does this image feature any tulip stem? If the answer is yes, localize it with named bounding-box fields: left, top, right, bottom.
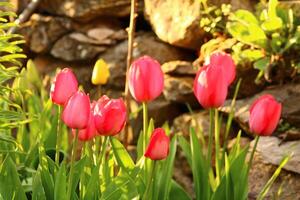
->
left=207, top=109, right=214, bottom=167
left=55, top=106, right=62, bottom=168
left=143, top=160, right=157, bottom=200
left=143, top=102, right=149, bottom=182
left=248, top=135, right=260, bottom=174
left=214, top=109, right=221, bottom=184
left=67, top=129, right=79, bottom=200
left=98, top=136, right=109, bottom=167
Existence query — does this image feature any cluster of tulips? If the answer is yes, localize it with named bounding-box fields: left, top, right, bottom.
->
left=50, top=51, right=282, bottom=199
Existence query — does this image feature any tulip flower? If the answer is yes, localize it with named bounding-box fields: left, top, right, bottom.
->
left=249, top=94, right=282, bottom=136
left=144, top=128, right=170, bottom=160
left=193, top=64, right=229, bottom=108
left=62, top=91, right=90, bottom=129
left=94, top=95, right=126, bottom=136
left=128, top=56, right=164, bottom=102
left=50, top=68, right=78, bottom=105
left=91, top=59, right=110, bottom=85
left=72, top=102, right=98, bottom=141
left=208, top=52, right=236, bottom=85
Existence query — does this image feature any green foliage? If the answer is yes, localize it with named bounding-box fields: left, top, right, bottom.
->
left=200, top=0, right=300, bottom=82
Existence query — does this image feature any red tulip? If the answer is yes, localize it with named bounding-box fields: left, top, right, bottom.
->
left=62, top=91, right=90, bottom=129
left=94, top=95, right=126, bottom=136
left=128, top=56, right=164, bottom=102
left=249, top=94, right=282, bottom=136
left=193, top=64, right=229, bottom=108
left=72, top=102, right=98, bottom=141
left=50, top=68, right=78, bottom=105
left=208, top=52, right=236, bottom=85
left=144, top=128, right=170, bottom=160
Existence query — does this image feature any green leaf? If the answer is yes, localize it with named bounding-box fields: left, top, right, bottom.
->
left=157, top=135, right=177, bottom=200
left=169, top=180, right=191, bottom=200
left=0, top=156, right=27, bottom=200
left=84, top=165, right=100, bottom=200
left=32, top=170, right=46, bottom=200
left=241, top=49, right=264, bottom=61
left=110, top=137, right=135, bottom=172
left=253, top=57, right=270, bottom=71
left=234, top=10, right=259, bottom=25
left=55, top=164, right=67, bottom=200
left=69, top=156, right=87, bottom=200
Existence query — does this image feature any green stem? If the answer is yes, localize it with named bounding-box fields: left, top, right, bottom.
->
left=207, top=109, right=214, bottom=166
left=247, top=136, right=260, bottom=174
left=142, top=102, right=149, bottom=182
left=67, top=129, right=79, bottom=200
left=55, top=106, right=62, bottom=167
left=143, top=161, right=156, bottom=200
left=214, top=109, right=220, bottom=185
left=98, top=137, right=109, bottom=166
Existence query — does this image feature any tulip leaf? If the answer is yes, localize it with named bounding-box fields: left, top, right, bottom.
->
left=110, top=137, right=135, bottom=172
left=190, top=128, right=211, bottom=200
left=178, top=136, right=192, bottom=167
left=32, top=170, right=46, bottom=200
left=0, top=156, right=27, bottom=200
left=137, top=130, right=144, bottom=160
left=54, top=163, right=67, bottom=200
left=84, top=165, right=100, bottom=200
left=156, top=135, right=177, bottom=200
left=169, top=180, right=191, bottom=200
left=101, top=172, right=139, bottom=200
left=69, top=156, right=87, bottom=200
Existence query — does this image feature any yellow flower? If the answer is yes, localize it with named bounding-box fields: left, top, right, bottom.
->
left=91, top=59, right=110, bottom=85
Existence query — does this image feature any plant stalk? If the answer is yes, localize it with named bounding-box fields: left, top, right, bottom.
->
left=67, top=129, right=79, bottom=200
left=207, top=109, right=214, bottom=166
left=248, top=135, right=260, bottom=174
left=214, top=109, right=221, bottom=184
left=55, top=106, right=62, bottom=167
left=143, top=160, right=157, bottom=200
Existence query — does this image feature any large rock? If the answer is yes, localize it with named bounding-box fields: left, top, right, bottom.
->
left=101, top=32, right=192, bottom=89
left=252, top=136, right=300, bottom=174
left=144, top=0, right=204, bottom=49
left=220, top=84, right=300, bottom=132
left=38, top=0, right=131, bottom=21
left=18, top=14, right=72, bottom=53
left=144, top=0, right=257, bottom=50
left=163, top=75, right=197, bottom=106
left=162, top=60, right=197, bottom=76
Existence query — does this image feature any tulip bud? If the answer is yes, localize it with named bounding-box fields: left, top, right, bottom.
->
left=91, top=59, right=110, bottom=85
left=62, top=91, right=90, bottom=129
left=50, top=68, right=78, bottom=105
left=94, top=95, right=126, bottom=136
left=144, top=128, right=170, bottom=160
left=72, top=102, right=98, bottom=141
left=128, top=56, right=164, bottom=102
left=249, top=94, right=282, bottom=136
left=193, top=64, right=229, bottom=108
left=209, top=52, right=236, bottom=85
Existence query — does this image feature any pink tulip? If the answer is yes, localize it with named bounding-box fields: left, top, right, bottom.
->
left=144, top=128, right=170, bottom=160
left=128, top=56, right=164, bottom=102
left=50, top=68, right=78, bottom=105
left=94, top=95, right=126, bottom=136
left=208, top=52, right=236, bottom=85
left=62, top=91, right=90, bottom=129
left=249, top=94, right=282, bottom=136
left=193, top=64, right=229, bottom=108
left=72, top=102, right=98, bottom=141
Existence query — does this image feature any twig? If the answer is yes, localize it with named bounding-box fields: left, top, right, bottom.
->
left=9, top=0, right=42, bottom=34
left=124, top=0, right=138, bottom=148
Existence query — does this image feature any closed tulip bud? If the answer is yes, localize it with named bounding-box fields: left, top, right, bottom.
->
left=62, top=91, right=90, bottom=129
left=193, top=64, right=229, bottom=108
left=209, top=52, right=236, bottom=85
left=144, top=128, right=170, bottom=160
left=249, top=94, right=282, bottom=136
left=50, top=68, right=78, bottom=105
left=94, top=95, right=126, bottom=136
left=91, top=59, right=110, bottom=85
left=72, top=102, right=98, bottom=141
left=128, top=56, right=164, bottom=102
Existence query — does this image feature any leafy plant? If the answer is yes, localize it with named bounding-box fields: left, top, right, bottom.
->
left=200, top=0, right=300, bottom=83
